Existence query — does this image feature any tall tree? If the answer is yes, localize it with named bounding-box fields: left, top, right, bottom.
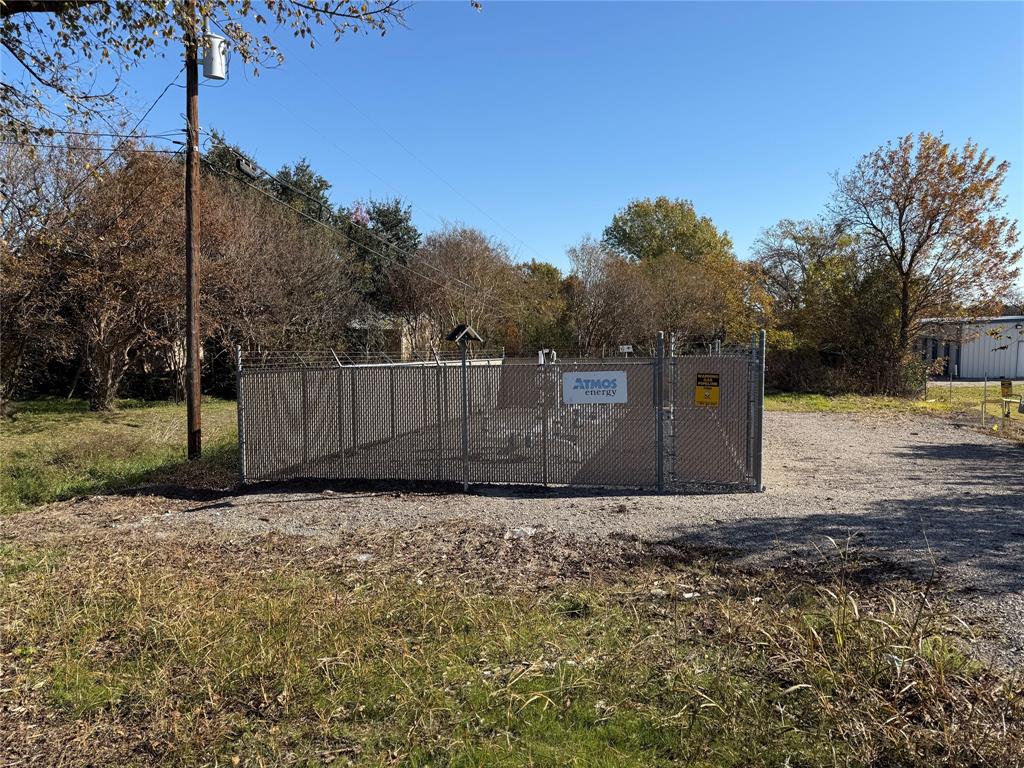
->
left=603, top=196, right=734, bottom=264
left=563, top=237, right=660, bottom=354
left=407, top=225, right=514, bottom=341
left=344, top=197, right=421, bottom=309
left=755, top=218, right=859, bottom=325
left=0, top=136, right=91, bottom=410
left=511, top=260, right=570, bottom=354
left=833, top=133, right=1021, bottom=361
left=563, top=237, right=619, bottom=355
left=599, top=197, right=762, bottom=345
left=754, top=217, right=902, bottom=389
left=56, top=150, right=185, bottom=410
left=274, top=158, right=334, bottom=222
left=203, top=173, right=360, bottom=356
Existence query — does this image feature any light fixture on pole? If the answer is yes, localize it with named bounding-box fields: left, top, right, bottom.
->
left=446, top=323, right=484, bottom=492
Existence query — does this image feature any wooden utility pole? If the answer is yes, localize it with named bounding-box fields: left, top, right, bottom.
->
left=184, top=4, right=202, bottom=459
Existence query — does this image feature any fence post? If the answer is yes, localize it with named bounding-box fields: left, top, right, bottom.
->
left=655, top=331, right=665, bottom=492
left=350, top=368, right=358, bottom=453
left=460, top=342, right=470, bottom=492
left=235, top=345, right=246, bottom=484
left=435, top=363, right=444, bottom=480
left=420, top=365, right=428, bottom=465
left=541, top=356, right=549, bottom=487
left=336, top=367, right=345, bottom=476
left=301, top=368, right=310, bottom=472
left=754, top=329, right=766, bottom=492
left=389, top=367, right=397, bottom=440
left=667, top=332, right=676, bottom=487
left=746, top=332, right=756, bottom=483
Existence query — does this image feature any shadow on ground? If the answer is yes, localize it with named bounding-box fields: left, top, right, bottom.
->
left=657, top=439, right=1024, bottom=593
left=120, top=425, right=1024, bottom=595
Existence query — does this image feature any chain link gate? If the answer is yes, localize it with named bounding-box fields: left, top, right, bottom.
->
left=663, top=332, right=766, bottom=491
left=236, top=333, right=765, bottom=492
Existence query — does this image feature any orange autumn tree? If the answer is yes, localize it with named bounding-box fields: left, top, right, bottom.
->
left=58, top=150, right=185, bottom=411
left=833, top=133, right=1021, bottom=391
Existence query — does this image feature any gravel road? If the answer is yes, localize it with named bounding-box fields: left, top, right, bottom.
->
left=11, top=410, right=1024, bottom=659
left=153, top=413, right=1021, bottom=580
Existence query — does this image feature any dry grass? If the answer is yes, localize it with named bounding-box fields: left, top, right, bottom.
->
left=2, top=534, right=1021, bottom=767
left=2, top=397, right=1022, bottom=764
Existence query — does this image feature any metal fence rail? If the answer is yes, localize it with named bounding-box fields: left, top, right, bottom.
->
left=237, top=333, right=765, bottom=492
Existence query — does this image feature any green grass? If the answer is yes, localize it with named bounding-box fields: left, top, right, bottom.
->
left=0, top=397, right=238, bottom=514
left=767, top=383, right=1024, bottom=427
left=1, top=541, right=1020, bottom=766
left=766, top=391, right=918, bottom=414
left=4, top=384, right=1020, bottom=516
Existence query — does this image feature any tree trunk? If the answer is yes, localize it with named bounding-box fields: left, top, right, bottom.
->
left=891, top=276, right=914, bottom=395
left=897, top=277, right=912, bottom=355
left=87, top=349, right=127, bottom=411
left=88, top=369, right=118, bottom=411
left=0, top=337, right=27, bottom=417
left=66, top=355, right=87, bottom=400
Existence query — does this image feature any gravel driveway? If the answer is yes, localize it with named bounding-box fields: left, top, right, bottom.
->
left=165, top=412, right=1020, bottom=575
left=12, top=411, right=1024, bottom=658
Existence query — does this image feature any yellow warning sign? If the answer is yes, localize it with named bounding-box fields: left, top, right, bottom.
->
left=695, top=373, right=720, bottom=407
left=1001, top=379, right=1013, bottom=398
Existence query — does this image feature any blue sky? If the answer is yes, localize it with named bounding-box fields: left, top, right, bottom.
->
left=120, top=1, right=1023, bottom=271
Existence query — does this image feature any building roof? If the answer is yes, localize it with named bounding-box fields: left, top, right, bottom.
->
left=445, top=323, right=484, bottom=343
left=347, top=311, right=434, bottom=331
left=919, top=315, right=1024, bottom=326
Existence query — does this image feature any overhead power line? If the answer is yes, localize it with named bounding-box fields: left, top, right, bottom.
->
left=3, top=141, right=182, bottom=154
left=61, top=146, right=187, bottom=248
left=30, top=128, right=183, bottom=140
left=209, top=139, right=462, bottom=287
left=206, top=138, right=527, bottom=322
left=215, top=165, right=518, bottom=324
left=252, top=85, right=541, bottom=274
left=286, top=49, right=550, bottom=265
left=6, top=69, right=186, bottom=237
left=55, top=67, right=185, bottom=226
left=204, top=150, right=523, bottom=324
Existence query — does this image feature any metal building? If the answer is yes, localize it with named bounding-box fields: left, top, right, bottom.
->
left=918, top=316, right=1024, bottom=379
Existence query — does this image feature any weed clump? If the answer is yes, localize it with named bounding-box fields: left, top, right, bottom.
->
left=1, top=538, right=1020, bottom=767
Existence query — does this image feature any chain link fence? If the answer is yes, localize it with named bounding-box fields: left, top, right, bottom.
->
left=237, top=333, right=765, bottom=492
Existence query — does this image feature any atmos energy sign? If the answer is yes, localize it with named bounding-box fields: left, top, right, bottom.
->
left=695, top=373, right=720, bottom=407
